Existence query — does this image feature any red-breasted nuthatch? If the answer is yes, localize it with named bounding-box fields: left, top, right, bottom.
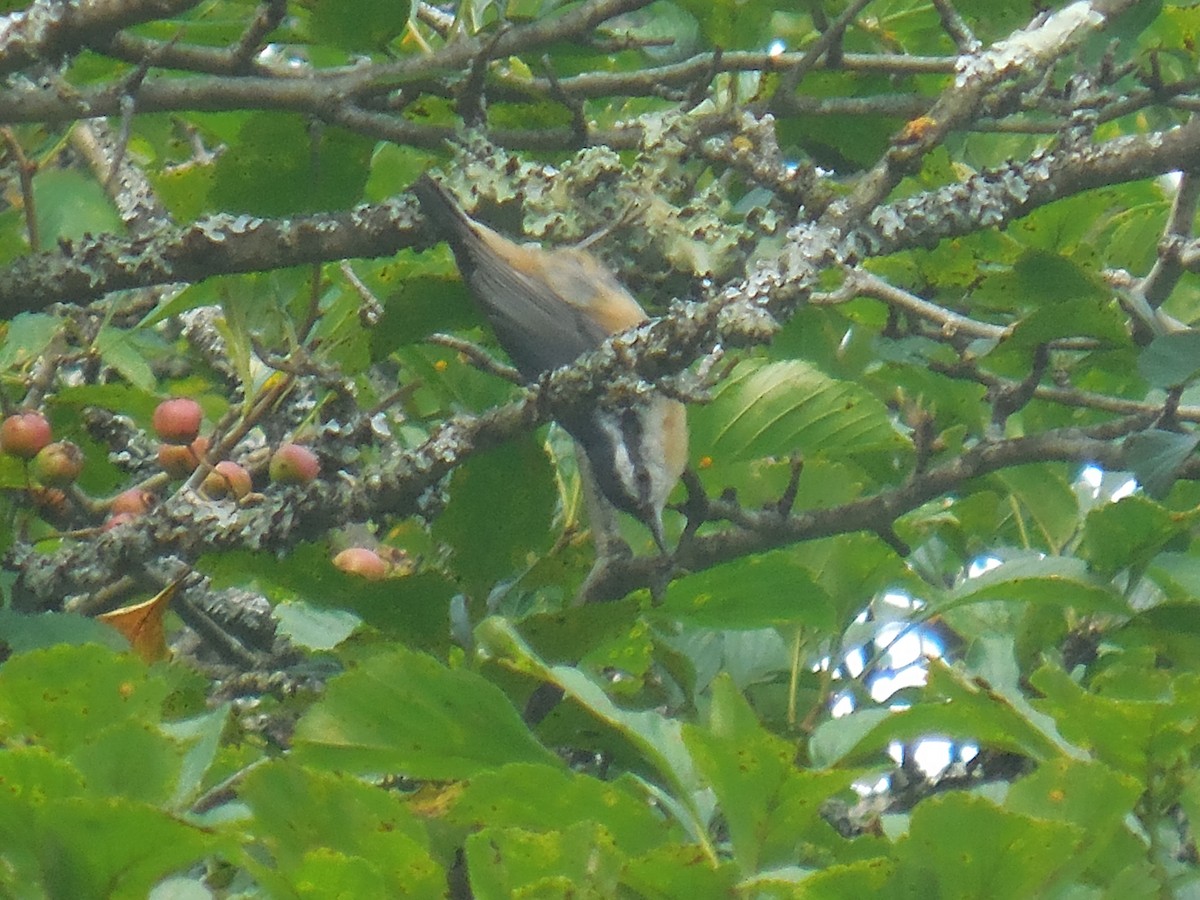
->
left=412, top=174, right=688, bottom=552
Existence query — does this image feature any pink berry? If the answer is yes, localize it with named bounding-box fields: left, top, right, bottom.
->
left=269, top=443, right=320, bottom=485
left=333, top=547, right=389, bottom=580
left=152, top=398, right=203, bottom=445
left=111, top=488, right=154, bottom=517
left=204, top=460, right=252, bottom=500
left=1, top=411, right=52, bottom=459
left=157, top=436, right=209, bottom=478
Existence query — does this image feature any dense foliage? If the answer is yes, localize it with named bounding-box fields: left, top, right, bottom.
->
left=2, top=0, right=1200, bottom=896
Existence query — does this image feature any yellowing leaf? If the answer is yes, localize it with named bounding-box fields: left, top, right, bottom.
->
left=97, top=581, right=179, bottom=663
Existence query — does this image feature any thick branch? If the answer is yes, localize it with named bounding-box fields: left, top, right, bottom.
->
left=0, top=0, right=202, bottom=74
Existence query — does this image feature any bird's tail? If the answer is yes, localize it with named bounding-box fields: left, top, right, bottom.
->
left=412, top=174, right=479, bottom=245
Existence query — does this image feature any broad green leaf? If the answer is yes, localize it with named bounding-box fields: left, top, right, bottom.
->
left=475, top=618, right=706, bottom=842
left=197, top=544, right=456, bottom=652
left=364, top=144, right=439, bottom=202
left=292, top=647, right=560, bottom=778
left=466, top=821, right=624, bottom=900
left=0, top=794, right=218, bottom=899
left=518, top=598, right=645, bottom=661
left=792, top=534, right=913, bottom=631
left=94, top=325, right=157, bottom=392
left=0, top=312, right=59, bottom=371
left=942, top=554, right=1125, bottom=614
left=0, top=609, right=128, bottom=653
left=160, top=704, right=230, bottom=810
left=33, top=169, right=122, bottom=242
left=810, top=659, right=1076, bottom=769
left=684, top=676, right=859, bottom=874
left=210, top=113, right=373, bottom=215
left=809, top=708, right=892, bottom=770
left=68, top=720, right=182, bottom=806
left=0, top=745, right=87, bottom=800
left=622, top=843, right=739, bottom=897
left=287, top=850, right=391, bottom=899
left=0, top=645, right=169, bottom=753
left=691, top=359, right=909, bottom=465
left=1079, top=494, right=1186, bottom=578
left=433, top=435, right=558, bottom=595
left=1006, top=758, right=1140, bottom=835
left=990, top=463, right=1079, bottom=552
left=371, top=272, right=481, bottom=352
left=1138, top=330, right=1200, bottom=388
left=239, top=760, right=441, bottom=895
left=778, top=858, right=892, bottom=898
left=886, top=794, right=1080, bottom=899
left=450, top=763, right=673, bottom=856
left=309, top=0, right=411, bottom=52
left=1029, top=665, right=1161, bottom=775
left=999, top=295, right=1125, bottom=358
left=1124, top=429, right=1200, bottom=498
left=657, top=550, right=835, bottom=631
left=273, top=600, right=361, bottom=651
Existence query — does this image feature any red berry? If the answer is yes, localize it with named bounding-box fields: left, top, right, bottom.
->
left=157, top=436, right=210, bottom=478
left=31, top=441, right=83, bottom=487
left=103, top=512, right=138, bottom=530
left=1, top=411, right=52, bottom=459
left=111, top=488, right=154, bottom=517
left=333, top=547, right=389, bottom=580
left=152, top=398, right=203, bottom=445
left=269, top=443, right=320, bottom=485
left=204, top=460, right=252, bottom=500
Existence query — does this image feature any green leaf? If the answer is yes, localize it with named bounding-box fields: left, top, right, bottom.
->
left=434, top=435, right=558, bottom=595
left=239, top=760, right=442, bottom=895
left=68, top=721, right=182, bottom=806
left=273, top=600, right=361, bottom=651
left=1006, top=757, right=1140, bottom=835
left=33, top=169, right=122, bottom=242
left=1124, top=429, right=1200, bottom=498
left=684, top=676, right=859, bottom=874
left=656, top=550, right=835, bottom=631
left=886, top=793, right=1080, bottom=899
left=989, top=463, right=1079, bottom=552
left=1079, top=494, right=1185, bottom=579
left=0, top=745, right=87, bottom=800
left=0, top=645, right=169, bottom=753
left=1029, top=665, right=1160, bottom=775
left=1137, top=330, right=1200, bottom=388
left=810, top=657, right=1078, bottom=769
left=309, top=0, right=411, bottom=52
left=160, top=704, right=230, bottom=809
left=1000, top=294, right=1125, bottom=357
left=371, top=272, right=480, bottom=351
left=0, top=312, right=60, bottom=371
left=0, top=794, right=217, bottom=898
left=780, top=859, right=892, bottom=898
left=475, top=618, right=706, bottom=840
left=94, top=325, right=157, bottom=392
left=292, top=647, right=561, bottom=778
left=449, top=763, right=673, bottom=856
left=210, top=114, right=374, bottom=215
left=0, top=610, right=128, bottom=653
left=466, top=821, right=624, bottom=899
left=691, top=358, right=909, bottom=464
left=197, top=544, right=456, bottom=652
left=622, top=843, right=740, bottom=897
left=942, top=554, right=1126, bottom=614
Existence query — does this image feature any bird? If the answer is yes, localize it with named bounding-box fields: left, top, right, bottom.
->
left=411, top=173, right=688, bottom=554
